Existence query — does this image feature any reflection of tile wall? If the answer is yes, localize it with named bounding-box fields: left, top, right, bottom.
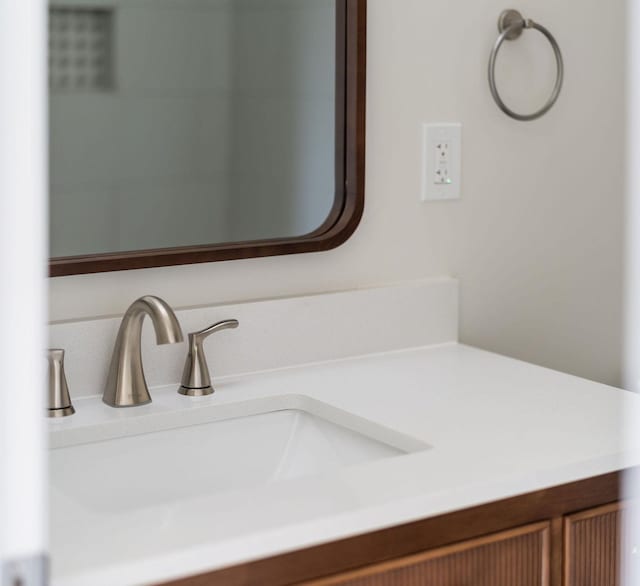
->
left=50, top=0, right=233, bottom=256
left=49, top=8, right=113, bottom=92
left=227, top=0, right=336, bottom=242
left=49, top=0, right=335, bottom=257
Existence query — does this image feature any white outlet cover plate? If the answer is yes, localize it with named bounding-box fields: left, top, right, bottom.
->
left=422, top=123, right=462, bottom=201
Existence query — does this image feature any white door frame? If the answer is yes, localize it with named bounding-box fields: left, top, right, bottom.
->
left=0, top=0, right=48, bottom=584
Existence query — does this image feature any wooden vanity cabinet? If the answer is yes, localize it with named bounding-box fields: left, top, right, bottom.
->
left=160, top=471, right=627, bottom=586
left=301, top=503, right=626, bottom=586
left=564, top=502, right=623, bottom=586
left=302, top=522, right=551, bottom=586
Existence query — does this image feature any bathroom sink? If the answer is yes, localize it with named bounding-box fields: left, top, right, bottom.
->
left=50, top=395, right=428, bottom=514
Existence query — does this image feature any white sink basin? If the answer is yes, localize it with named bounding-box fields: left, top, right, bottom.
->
left=50, top=395, right=428, bottom=514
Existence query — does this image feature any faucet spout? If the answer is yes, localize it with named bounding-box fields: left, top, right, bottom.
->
left=103, top=296, right=184, bottom=408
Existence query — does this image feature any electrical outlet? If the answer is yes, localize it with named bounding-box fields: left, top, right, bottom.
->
left=434, top=166, right=451, bottom=185
left=436, top=141, right=449, bottom=161
left=422, top=124, right=462, bottom=201
left=434, top=141, right=451, bottom=185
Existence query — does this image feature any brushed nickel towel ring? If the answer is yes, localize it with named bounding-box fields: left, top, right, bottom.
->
left=488, top=9, right=564, bottom=122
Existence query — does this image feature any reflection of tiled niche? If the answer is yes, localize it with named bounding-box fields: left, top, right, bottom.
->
left=49, top=7, right=114, bottom=92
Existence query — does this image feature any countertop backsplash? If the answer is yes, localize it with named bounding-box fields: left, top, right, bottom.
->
left=49, top=278, right=458, bottom=400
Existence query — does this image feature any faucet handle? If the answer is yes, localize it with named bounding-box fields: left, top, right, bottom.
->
left=47, top=349, right=75, bottom=418
left=178, top=319, right=239, bottom=397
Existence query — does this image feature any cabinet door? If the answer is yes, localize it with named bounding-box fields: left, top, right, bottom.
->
left=302, top=522, right=550, bottom=586
left=564, top=502, right=623, bottom=586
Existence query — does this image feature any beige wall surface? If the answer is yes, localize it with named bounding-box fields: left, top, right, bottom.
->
left=49, top=0, right=626, bottom=387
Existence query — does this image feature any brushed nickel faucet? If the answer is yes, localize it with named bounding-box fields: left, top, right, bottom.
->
left=179, top=320, right=239, bottom=396
left=103, top=296, right=184, bottom=408
left=47, top=348, right=75, bottom=417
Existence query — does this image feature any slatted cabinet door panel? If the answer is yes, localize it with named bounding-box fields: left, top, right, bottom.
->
left=564, top=502, right=623, bottom=586
left=302, top=522, right=551, bottom=586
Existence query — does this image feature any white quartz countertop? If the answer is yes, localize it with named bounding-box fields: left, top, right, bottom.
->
left=49, top=343, right=640, bottom=586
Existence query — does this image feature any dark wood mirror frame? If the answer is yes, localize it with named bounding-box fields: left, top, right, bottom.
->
left=49, top=0, right=366, bottom=277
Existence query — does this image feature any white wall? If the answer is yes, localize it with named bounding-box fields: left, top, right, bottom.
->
left=50, top=0, right=626, bottom=387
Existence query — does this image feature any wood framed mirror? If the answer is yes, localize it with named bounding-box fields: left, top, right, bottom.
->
left=48, top=0, right=366, bottom=277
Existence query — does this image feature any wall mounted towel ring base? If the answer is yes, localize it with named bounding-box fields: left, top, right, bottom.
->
left=489, top=9, right=564, bottom=122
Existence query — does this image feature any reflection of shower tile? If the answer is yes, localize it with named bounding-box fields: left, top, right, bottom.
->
left=49, top=7, right=114, bottom=92
left=50, top=179, right=231, bottom=256
left=49, top=188, right=118, bottom=257
left=116, top=3, right=232, bottom=93
left=231, top=0, right=334, bottom=97
left=116, top=181, right=229, bottom=250
left=113, top=97, right=200, bottom=183
left=228, top=171, right=294, bottom=242
left=192, top=98, right=232, bottom=179
left=49, top=94, right=118, bottom=187
left=229, top=97, right=293, bottom=177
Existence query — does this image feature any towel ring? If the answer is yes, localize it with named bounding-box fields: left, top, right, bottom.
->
left=488, top=9, right=564, bottom=122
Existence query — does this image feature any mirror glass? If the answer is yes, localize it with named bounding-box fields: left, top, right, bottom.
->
left=48, top=0, right=337, bottom=257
